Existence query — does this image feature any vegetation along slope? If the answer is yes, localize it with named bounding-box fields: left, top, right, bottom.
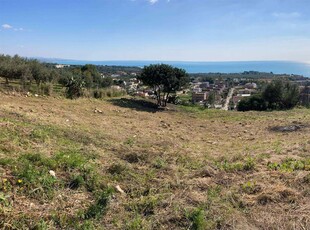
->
left=0, top=92, right=310, bottom=229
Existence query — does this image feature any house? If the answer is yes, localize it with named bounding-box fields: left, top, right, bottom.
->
left=192, top=92, right=208, bottom=103
left=245, top=82, right=257, bottom=89
left=55, top=64, right=69, bottom=69
left=199, top=82, right=210, bottom=89
left=192, top=88, right=202, bottom=93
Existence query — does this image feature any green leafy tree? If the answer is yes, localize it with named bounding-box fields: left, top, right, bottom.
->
left=138, top=64, right=189, bottom=107
left=29, top=60, right=51, bottom=88
left=237, top=95, right=267, bottom=111
left=81, top=64, right=101, bottom=87
left=262, top=80, right=283, bottom=109
left=239, top=80, right=300, bottom=111
left=300, top=85, right=310, bottom=107
left=100, top=76, right=113, bottom=88
left=83, top=71, right=93, bottom=88
left=65, top=77, right=85, bottom=99
left=282, top=82, right=300, bottom=109
left=262, top=80, right=300, bottom=110
left=0, top=54, right=25, bottom=84
left=207, top=91, right=216, bottom=105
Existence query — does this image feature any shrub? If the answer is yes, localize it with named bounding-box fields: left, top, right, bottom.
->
left=65, top=77, right=85, bottom=99
left=40, top=83, right=53, bottom=96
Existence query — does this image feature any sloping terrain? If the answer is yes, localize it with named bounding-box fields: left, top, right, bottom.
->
left=0, top=93, right=310, bottom=229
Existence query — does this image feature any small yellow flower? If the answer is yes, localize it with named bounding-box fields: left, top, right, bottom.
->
left=17, top=179, right=23, bottom=184
left=2, top=178, right=7, bottom=183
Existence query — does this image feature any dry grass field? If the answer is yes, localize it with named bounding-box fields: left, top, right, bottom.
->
left=0, top=92, right=310, bottom=229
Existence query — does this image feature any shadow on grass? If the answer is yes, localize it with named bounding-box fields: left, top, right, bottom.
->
left=269, top=124, right=309, bottom=133
left=108, top=98, right=164, bottom=113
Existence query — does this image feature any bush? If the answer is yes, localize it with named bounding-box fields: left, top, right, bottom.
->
left=90, top=88, right=126, bottom=99
left=65, top=77, right=85, bottom=99
left=237, top=95, right=267, bottom=111
left=40, top=83, right=53, bottom=96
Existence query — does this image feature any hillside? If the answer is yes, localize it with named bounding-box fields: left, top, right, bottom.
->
left=0, top=93, right=310, bottom=229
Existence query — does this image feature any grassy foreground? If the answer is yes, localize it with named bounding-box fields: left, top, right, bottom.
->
left=0, top=93, right=310, bottom=229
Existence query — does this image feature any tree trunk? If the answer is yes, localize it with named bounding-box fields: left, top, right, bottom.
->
left=157, top=88, right=161, bottom=106
left=164, top=92, right=170, bottom=107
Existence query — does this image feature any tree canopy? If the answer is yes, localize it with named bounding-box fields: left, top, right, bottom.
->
left=138, top=64, right=189, bottom=107
left=238, top=80, right=300, bottom=111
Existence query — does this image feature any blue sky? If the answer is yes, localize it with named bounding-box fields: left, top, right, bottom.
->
left=1, top=0, right=310, bottom=62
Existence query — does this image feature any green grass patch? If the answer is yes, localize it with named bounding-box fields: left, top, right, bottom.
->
left=83, top=187, right=114, bottom=219
left=215, top=157, right=255, bottom=172
left=187, top=208, right=207, bottom=230
left=267, top=158, right=310, bottom=172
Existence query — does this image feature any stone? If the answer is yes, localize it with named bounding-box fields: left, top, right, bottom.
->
left=49, top=170, right=56, bottom=177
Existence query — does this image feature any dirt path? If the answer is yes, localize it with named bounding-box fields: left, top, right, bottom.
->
left=222, top=87, right=235, bottom=110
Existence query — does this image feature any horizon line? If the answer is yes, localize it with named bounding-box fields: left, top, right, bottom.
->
left=34, top=57, right=309, bottom=64
left=1, top=53, right=309, bottom=65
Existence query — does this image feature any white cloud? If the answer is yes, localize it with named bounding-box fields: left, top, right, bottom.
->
left=2, top=24, right=12, bottom=29
left=1, top=24, right=27, bottom=32
left=148, top=0, right=158, bottom=4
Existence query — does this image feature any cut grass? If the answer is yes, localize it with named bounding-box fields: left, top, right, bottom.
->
left=1, top=93, right=310, bottom=229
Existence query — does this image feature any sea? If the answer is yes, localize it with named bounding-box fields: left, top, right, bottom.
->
left=47, top=59, right=310, bottom=77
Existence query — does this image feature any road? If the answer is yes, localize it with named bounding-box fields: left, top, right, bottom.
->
left=222, top=87, right=235, bottom=111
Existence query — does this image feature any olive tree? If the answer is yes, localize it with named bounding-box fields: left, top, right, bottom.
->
left=138, top=64, right=189, bottom=107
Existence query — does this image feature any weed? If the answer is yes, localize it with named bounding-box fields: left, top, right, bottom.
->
left=267, top=158, right=310, bottom=172
left=215, top=157, right=255, bottom=172
left=240, top=181, right=261, bottom=194
left=33, top=219, right=49, bottom=230
left=69, top=175, right=85, bottom=189
left=54, top=150, right=88, bottom=170
left=83, top=187, right=114, bottom=219
left=126, top=215, right=144, bottom=230
left=187, top=208, right=206, bottom=230
left=226, top=191, right=246, bottom=210
left=152, top=157, right=167, bottom=169
left=0, top=157, right=14, bottom=166
left=82, top=165, right=102, bottom=192
left=207, top=186, right=221, bottom=199
left=128, top=195, right=160, bottom=216
left=108, top=163, right=127, bottom=175
left=124, top=137, right=135, bottom=147
left=0, top=192, right=10, bottom=206
left=21, top=153, right=57, bottom=169
left=30, top=127, right=51, bottom=142
left=77, top=220, right=96, bottom=230
left=177, top=155, right=203, bottom=170
left=243, top=158, right=256, bottom=171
